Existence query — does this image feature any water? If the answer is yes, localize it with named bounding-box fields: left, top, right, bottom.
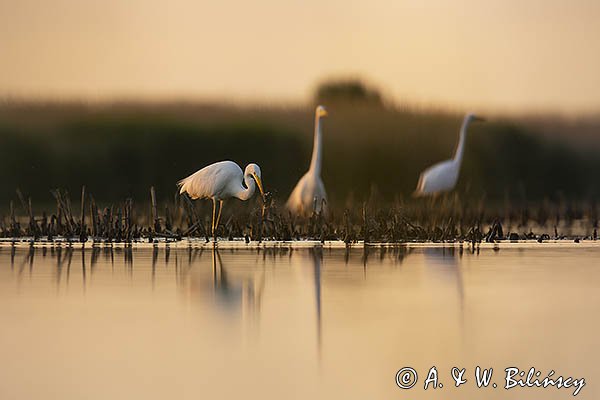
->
left=0, top=242, right=598, bottom=399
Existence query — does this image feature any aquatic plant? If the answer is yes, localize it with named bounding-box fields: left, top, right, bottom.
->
left=0, top=186, right=596, bottom=243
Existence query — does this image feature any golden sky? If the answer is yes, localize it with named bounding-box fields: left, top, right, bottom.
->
left=1, top=0, right=599, bottom=113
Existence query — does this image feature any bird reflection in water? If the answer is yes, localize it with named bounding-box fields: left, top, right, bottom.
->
left=182, top=247, right=266, bottom=330
left=310, top=247, right=323, bottom=359
left=179, top=246, right=325, bottom=361
left=422, top=247, right=467, bottom=337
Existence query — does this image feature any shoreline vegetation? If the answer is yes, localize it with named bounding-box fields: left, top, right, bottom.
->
left=0, top=186, right=597, bottom=244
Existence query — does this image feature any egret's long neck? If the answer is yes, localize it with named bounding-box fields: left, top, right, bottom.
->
left=235, top=174, right=256, bottom=201
left=453, top=116, right=472, bottom=164
left=308, top=114, right=323, bottom=175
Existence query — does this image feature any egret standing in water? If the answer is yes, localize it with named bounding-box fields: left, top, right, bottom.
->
left=178, top=161, right=265, bottom=240
left=287, top=105, right=328, bottom=215
left=414, top=113, right=484, bottom=196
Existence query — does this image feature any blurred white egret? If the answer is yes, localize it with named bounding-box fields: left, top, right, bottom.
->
left=178, top=160, right=265, bottom=239
left=414, top=113, right=485, bottom=196
left=287, top=105, right=328, bottom=215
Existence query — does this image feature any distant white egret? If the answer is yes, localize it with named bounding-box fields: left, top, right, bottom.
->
left=414, top=113, right=484, bottom=196
left=178, top=161, right=265, bottom=239
left=287, top=105, right=328, bottom=215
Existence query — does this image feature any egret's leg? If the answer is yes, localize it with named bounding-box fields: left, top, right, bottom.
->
left=215, top=200, right=224, bottom=234
left=211, top=198, right=217, bottom=240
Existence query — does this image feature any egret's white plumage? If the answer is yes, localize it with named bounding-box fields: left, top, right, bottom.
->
left=287, top=105, right=328, bottom=215
left=178, top=160, right=264, bottom=238
left=414, top=113, right=484, bottom=196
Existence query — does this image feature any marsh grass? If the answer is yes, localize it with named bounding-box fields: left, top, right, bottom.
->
left=0, top=186, right=597, bottom=243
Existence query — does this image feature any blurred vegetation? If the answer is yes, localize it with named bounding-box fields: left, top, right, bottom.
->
left=314, top=79, right=383, bottom=106
left=1, top=87, right=599, bottom=209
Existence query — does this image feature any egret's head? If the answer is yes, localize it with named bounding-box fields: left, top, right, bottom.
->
left=466, top=113, right=485, bottom=122
left=316, top=105, right=328, bottom=118
left=245, top=163, right=265, bottom=199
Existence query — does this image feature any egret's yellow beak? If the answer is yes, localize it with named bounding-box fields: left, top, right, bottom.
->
left=253, top=174, right=265, bottom=199
left=321, top=109, right=328, bottom=117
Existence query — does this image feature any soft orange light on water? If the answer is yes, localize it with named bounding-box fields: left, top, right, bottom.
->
left=0, top=244, right=598, bottom=399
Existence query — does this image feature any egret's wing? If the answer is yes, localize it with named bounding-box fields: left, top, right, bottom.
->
left=286, top=174, right=307, bottom=212
left=178, top=166, right=222, bottom=199
left=287, top=173, right=328, bottom=215
left=178, top=161, right=241, bottom=199
left=414, top=160, right=457, bottom=196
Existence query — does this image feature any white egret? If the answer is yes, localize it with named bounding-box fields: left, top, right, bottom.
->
left=414, top=113, right=484, bottom=196
left=178, top=160, right=265, bottom=239
left=286, top=105, right=328, bottom=215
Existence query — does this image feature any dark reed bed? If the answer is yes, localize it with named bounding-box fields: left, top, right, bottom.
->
left=0, top=187, right=597, bottom=244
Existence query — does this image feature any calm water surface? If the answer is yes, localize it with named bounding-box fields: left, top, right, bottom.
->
left=0, top=243, right=598, bottom=399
